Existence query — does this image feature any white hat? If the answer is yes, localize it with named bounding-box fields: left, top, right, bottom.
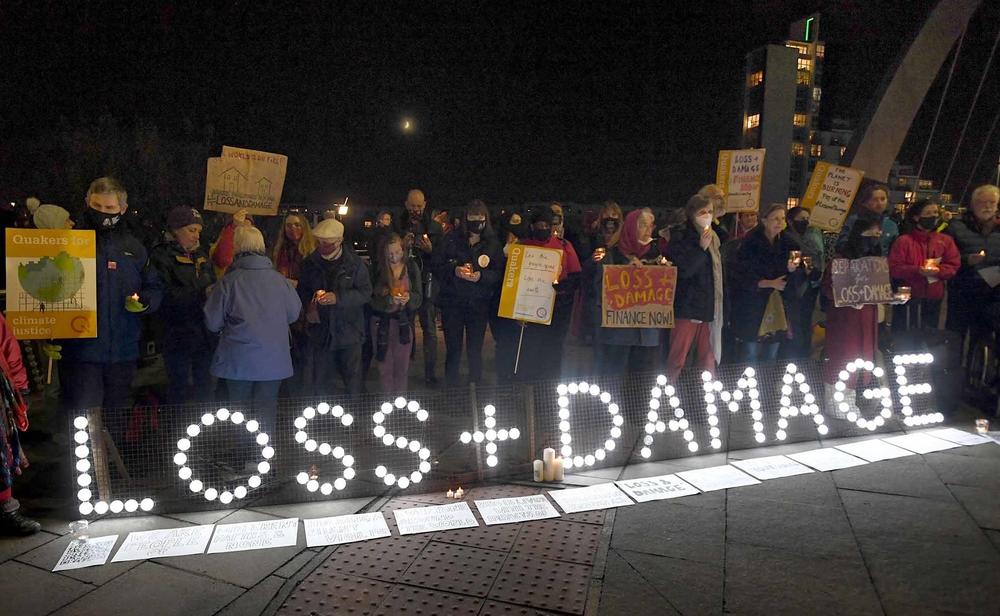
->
left=313, top=218, right=344, bottom=240
left=33, top=204, right=71, bottom=229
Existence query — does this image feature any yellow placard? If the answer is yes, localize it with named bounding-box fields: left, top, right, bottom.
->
left=204, top=146, right=288, bottom=216
left=497, top=245, right=562, bottom=325
left=716, top=148, right=765, bottom=212
left=801, top=162, right=865, bottom=233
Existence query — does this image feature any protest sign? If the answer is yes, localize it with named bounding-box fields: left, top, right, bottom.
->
left=53, top=535, right=118, bottom=571
left=207, top=518, right=299, bottom=554
left=474, top=494, right=560, bottom=525
left=204, top=146, right=288, bottom=216
left=800, top=162, right=865, bottom=232
left=111, top=525, right=215, bottom=562
left=5, top=229, right=97, bottom=339
left=303, top=512, right=391, bottom=547
left=497, top=244, right=562, bottom=325
left=392, top=502, right=479, bottom=535
left=716, top=148, right=765, bottom=212
left=830, top=257, right=895, bottom=308
left=546, top=483, right=634, bottom=514
left=601, top=264, right=676, bottom=328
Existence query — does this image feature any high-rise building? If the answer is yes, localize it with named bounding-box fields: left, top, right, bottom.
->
left=741, top=14, right=828, bottom=208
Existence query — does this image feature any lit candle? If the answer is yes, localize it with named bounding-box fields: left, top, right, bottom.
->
left=446, top=489, right=454, bottom=498
left=975, top=419, right=989, bottom=434
left=533, top=460, right=544, bottom=482
left=542, top=448, right=556, bottom=481
left=454, top=487, right=464, bottom=498
left=553, top=457, right=565, bottom=481
left=129, top=293, right=139, bottom=302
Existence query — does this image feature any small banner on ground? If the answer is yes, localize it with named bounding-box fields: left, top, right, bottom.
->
left=497, top=244, right=562, bottom=325
left=830, top=256, right=894, bottom=308
left=204, top=146, right=288, bottom=216
left=5, top=229, right=97, bottom=339
left=801, top=162, right=865, bottom=232
left=716, top=148, right=765, bottom=212
left=601, top=264, right=676, bottom=328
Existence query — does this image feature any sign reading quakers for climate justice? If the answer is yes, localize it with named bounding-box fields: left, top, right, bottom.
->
left=498, top=245, right=562, bottom=325
left=716, top=148, right=765, bottom=213
left=801, top=162, right=865, bottom=232
left=5, top=229, right=97, bottom=339
left=204, top=146, right=288, bottom=216
left=830, top=257, right=894, bottom=308
left=602, top=264, right=676, bottom=328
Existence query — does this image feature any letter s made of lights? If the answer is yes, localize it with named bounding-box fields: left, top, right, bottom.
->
left=73, top=414, right=154, bottom=516
left=293, top=402, right=356, bottom=495
left=372, top=397, right=431, bottom=489
left=459, top=404, right=521, bottom=467
left=553, top=381, right=621, bottom=470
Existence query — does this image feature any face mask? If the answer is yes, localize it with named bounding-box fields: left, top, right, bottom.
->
left=917, top=217, right=938, bottom=231
left=552, top=215, right=563, bottom=227
left=467, top=220, right=486, bottom=234
left=84, top=208, right=121, bottom=231
left=319, top=242, right=342, bottom=258
left=531, top=227, right=552, bottom=242
left=792, top=220, right=809, bottom=235
left=602, top=217, right=620, bottom=232
left=695, top=213, right=713, bottom=230
left=862, top=236, right=881, bottom=253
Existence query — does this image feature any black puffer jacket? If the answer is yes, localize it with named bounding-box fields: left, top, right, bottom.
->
left=435, top=231, right=503, bottom=306
left=149, top=241, right=216, bottom=349
left=298, top=248, right=373, bottom=349
left=666, top=222, right=718, bottom=322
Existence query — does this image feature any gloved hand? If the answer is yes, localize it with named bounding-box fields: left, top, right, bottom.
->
left=125, top=295, right=148, bottom=313
left=41, top=343, right=62, bottom=360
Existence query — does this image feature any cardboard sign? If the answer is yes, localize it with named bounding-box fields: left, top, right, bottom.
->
left=601, top=264, right=676, bottom=328
left=303, top=512, right=392, bottom=547
left=5, top=229, right=97, bottom=339
left=716, top=149, right=765, bottom=213
left=392, top=502, right=479, bottom=535
left=111, top=525, right=215, bottom=562
left=830, top=257, right=894, bottom=308
left=207, top=518, right=299, bottom=554
left=801, top=162, right=865, bottom=232
left=497, top=244, right=562, bottom=325
left=204, top=146, right=288, bottom=216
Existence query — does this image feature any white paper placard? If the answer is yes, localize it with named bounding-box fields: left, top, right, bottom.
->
left=303, top=512, right=391, bottom=548
left=112, top=525, right=215, bottom=562
left=474, top=494, right=561, bottom=525
left=835, top=439, right=913, bottom=462
left=53, top=535, right=119, bottom=571
left=207, top=518, right=299, bottom=554
left=615, top=474, right=700, bottom=503
left=676, top=465, right=760, bottom=492
left=927, top=428, right=992, bottom=446
left=788, top=448, right=869, bottom=472
left=547, top=482, right=635, bottom=514
left=393, top=502, right=479, bottom=536
left=729, top=455, right=815, bottom=480
left=881, top=433, right=959, bottom=455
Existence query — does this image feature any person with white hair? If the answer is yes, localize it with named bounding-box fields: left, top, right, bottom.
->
left=204, top=225, right=301, bottom=434
left=946, top=184, right=1000, bottom=333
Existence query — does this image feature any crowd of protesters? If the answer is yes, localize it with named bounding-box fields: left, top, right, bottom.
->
left=1, top=176, right=999, bottom=535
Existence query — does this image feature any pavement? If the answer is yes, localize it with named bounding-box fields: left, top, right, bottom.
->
left=2, top=427, right=998, bottom=616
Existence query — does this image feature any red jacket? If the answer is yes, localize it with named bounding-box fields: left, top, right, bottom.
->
left=0, top=314, right=29, bottom=430
left=888, top=229, right=960, bottom=300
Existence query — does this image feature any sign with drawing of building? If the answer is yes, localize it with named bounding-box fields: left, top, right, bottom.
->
left=204, top=146, right=288, bottom=216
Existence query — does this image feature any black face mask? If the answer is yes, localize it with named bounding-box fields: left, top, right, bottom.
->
left=861, top=236, right=881, bottom=254
left=531, top=227, right=552, bottom=242
left=792, top=219, right=809, bottom=235
left=917, top=217, right=939, bottom=231
left=467, top=220, right=486, bottom=235
left=602, top=217, right=620, bottom=232
left=83, top=208, right=121, bottom=231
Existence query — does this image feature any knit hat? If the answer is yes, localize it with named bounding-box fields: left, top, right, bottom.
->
left=529, top=206, right=554, bottom=226
left=166, top=206, right=203, bottom=230
left=313, top=218, right=345, bottom=240
left=32, top=203, right=72, bottom=229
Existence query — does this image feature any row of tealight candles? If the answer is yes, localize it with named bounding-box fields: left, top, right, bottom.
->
left=533, top=448, right=565, bottom=482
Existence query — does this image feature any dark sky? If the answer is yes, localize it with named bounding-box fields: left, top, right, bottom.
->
left=2, top=0, right=998, bottom=210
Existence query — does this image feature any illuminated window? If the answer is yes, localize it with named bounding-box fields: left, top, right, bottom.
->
left=919, top=179, right=933, bottom=189
left=792, top=142, right=805, bottom=156
left=746, top=114, right=760, bottom=130
left=786, top=42, right=808, bottom=55
left=748, top=71, right=764, bottom=87
left=816, top=44, right=825, bottom=58
left=813, top=87, right=822, bottom=102
left=810, top=144, right=822, bottom=157
left=797, top=57, right=813, bottom=71
left=787, top=197, right=800, bottom=208
left=794, top=113, right=808, bottom=127
left=797, top=70, right=812, bottom=85
left=904, top=191, right=914, bottom=202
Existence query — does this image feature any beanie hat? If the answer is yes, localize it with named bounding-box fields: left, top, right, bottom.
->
left=530, top=206, right=555, bottom=226
left=167, top=206, right=204, bottom=230
left=313, top=218, right=345, bottom=240
left=33, top=204, right=72, bottom=229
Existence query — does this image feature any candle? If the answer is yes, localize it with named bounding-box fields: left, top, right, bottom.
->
left=895, top=286, right=911, bottom=303
left=129, top=293, right=139, bottom=302
left=446, top=489, right=454, bottom=498
left=542, top=448, right=555, bottom=464
left=454, top=487, right=464, bottom=498
left=542, top=448, right=556, bottom=481
left=533, top=460, right=544, bottom=482
left=789, top=250, right=801, bottom=265
left=975, top=419, right=990, bottom=434
left=553, top=457, right=565, bottom=481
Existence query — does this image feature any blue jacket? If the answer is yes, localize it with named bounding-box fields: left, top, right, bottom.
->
left=204, top=253, right=302, bottom=381
left=61, top=229, right=163, bottom=364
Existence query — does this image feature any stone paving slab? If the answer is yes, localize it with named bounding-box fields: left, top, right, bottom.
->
left=947, top=483, right=1000, bottom=530
left=511, top=518, right=601, bottom=565
left=611, top=499, right=725, bottom=564
left=375, top=583, right=484, bottom=615
left=840, top=490, right=990, bottom=549
left=923, top=450, right=1000, bottom=490
left=479, top=599, right=565, bottom=615
left=597, top=550, right=681, bottom=616
left=0, top=560, right=92, bottom=616
left=277, top=572, right=391, bottom=616
left=726, top=495, right=861, bottom=560
left=613, top=548, right=722, bottom=616
left=0, top=529, right=58, bottom=565
left=488, top=553, right=591, bottom=615
left=401, top=540, right=506, bottom=597
left=832, top=457, right=955, bottom=501
left=216, top=575, right=283, bottom=616
left=726, top=470, right=843, bottom=509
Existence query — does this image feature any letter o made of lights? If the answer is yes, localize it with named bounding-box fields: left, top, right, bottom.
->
left=73, top=415, right=154, bottom=516
left=555, top=381, right=621, bottom=470
left=293, top=402, right=356, bottom=495
left=372, top=397, right=431, bottom=489
left=640, top=374, right=700, bottom=457
left=175, top=408, right=272, bottom=505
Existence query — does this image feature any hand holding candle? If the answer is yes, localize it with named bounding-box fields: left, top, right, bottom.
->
left=124, top=293, right=147, bottom=313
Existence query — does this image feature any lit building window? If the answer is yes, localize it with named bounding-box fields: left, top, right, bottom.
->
left=787, top=197, right=800, bottom=208
left=794, top=113, right=808, bottom=127
left=810, top=144, right=822, bottom=157
left=786, top=42, right=809, bottom=55
left=797, top=70, right=812, bottom=85
left=746, top=114, right=760, bottom=130
left=792, top=142, right=805, bottom=156
left=748, top=71, right=764, bottom=87
left=919, top=179, right=933, bottom=189
left=797, top=57, right=813, bottom=71
left=816, top=44, right=825, bottom=58
left=813, top=87, right=822, bottom=102
left=904, top=191, right=914, bottom=202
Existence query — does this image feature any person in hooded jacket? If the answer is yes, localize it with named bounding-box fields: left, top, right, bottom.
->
left=298, top=218, right=373, bottom=396
left=149, top=206, right=216, bottom=404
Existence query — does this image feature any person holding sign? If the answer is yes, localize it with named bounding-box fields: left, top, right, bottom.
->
left=945, top=184, right=1000, bottom=334
left=888, top=200, right=959, bottom=333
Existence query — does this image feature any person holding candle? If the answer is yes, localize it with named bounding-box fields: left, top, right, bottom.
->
left=271, top=212, right=316, bottom=393
left=579, top=201, right=624, bottom=345
left=836, top=183, right=899, bottom=255
left=946, top=184, right=1000, bottom=334
left=888, top=199, right=960, bottom=333
left=399, top=189, right=444, bottom=387
left=781, top=207, right=826, bottom=359
left=369, top=233, right=422, bottom=392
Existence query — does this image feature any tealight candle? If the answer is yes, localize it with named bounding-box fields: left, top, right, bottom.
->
left=454, top=487, right=464, bottom=498
left=975, top=419, right=989, bottom=434
left=446, top=489, right=454, bottom=498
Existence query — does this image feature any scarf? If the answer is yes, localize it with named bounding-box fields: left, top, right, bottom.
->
left=617, top=210, right=652, bottom=259
left=707, top=229, right=724, bottom=364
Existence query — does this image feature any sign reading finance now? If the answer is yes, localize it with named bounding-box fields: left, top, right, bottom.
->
left=602, top=264, right=676, bottom=328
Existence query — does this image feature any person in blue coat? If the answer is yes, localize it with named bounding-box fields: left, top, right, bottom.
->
left=204, top=226, right=301, bottom=434
left=60, top=177, right=163, bottom=420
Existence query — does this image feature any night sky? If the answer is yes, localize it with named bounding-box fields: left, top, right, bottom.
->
left=2, top=1, right=998, bottom=212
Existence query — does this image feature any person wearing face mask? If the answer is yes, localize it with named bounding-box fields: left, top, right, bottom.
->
left=697, top=184, right=733, bottom=244
left=150, top=206, right=216, bottom=404
left=780, top=207, right=826, bottom=359
left=369, top=233, right=423, bottom=392
left=579, top=201, right=624, bottom=345
left=946, top=184, right=1000, bottom=335
left=298, top=218, right=373, bottom=396
left=59, top=177, right=163, bottom=428
left=272, top=213, right=316, bottom=393
left=888, top=199, right=960, bottom=334
left=435, top=200, right=503, bottom=385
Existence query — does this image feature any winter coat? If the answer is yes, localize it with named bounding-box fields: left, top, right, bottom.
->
left=149, top=241, right=216, bottom=349
left=594, top=242, right=664, bottom=347
left=0, top=314, right=29, bottom=431
left=836, top=213, right=899, bottom=255
left=945, top=214, right=1000, bottom=291
left=61, top=229, right=164, bottom=364
left=728, top=227, right=807, bottom=342
left=666, top=222, right=718, bottom=323
left=887, top=229, right=960, bottom=301
left=435, top=231, right=504, bottom=307
left=370, top=260, right=423, bottom=316
left=297, top=248, right=373, bottom=349
left=204, top=253, right=302, bottom=381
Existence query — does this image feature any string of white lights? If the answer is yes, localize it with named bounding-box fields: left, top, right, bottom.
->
left=293, top=402, right=356, bottom=495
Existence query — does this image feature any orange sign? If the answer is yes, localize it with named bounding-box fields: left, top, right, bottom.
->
left=601, top=265, right=676, bottom=328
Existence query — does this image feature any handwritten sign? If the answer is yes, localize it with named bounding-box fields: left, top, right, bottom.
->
left=676, top=465, right=760, bottom=492
left=601, top=264, right=676, bottom=328
left=830, top=257, right=894, bottom=308
left=474, top=494, right=560, bottom=525
left=730, top=455, right=814, bottom=480
left=546, top=483, right=634, bottom=514
left=207, top=518, right=299, bottom=554
left=392, top=502, right=479, bottom=535
left=716, top=148, right=765, bottom=213
left=303, top=512, right=392, bottom=548
left=204, top=146, right=288, bottom=216
left=615, top=474, right=700, bottom=503
left=5, top=229, right=97, bottom=339
left=835, top=440, right=913, bottom=462
left=111, top=525, right=215, bottom=562
left=801, top=162, right=864, bottom=232
left=787, top=448, right=868, bottom=472
left=53, top=535, right=118, bottom=571
left=497, top=245, right=562, bottom=325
